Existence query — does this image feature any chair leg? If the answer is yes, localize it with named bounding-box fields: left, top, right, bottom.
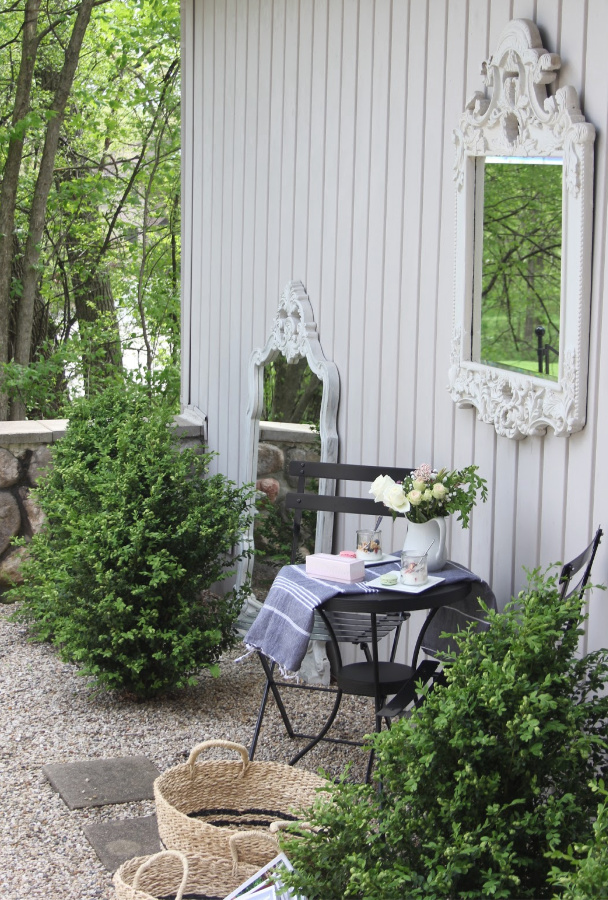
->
left=288, top=688, right=344, bottom=766
left=365, top=748, right=376, bottom=783
left=250, top=654, right=298, bottom=760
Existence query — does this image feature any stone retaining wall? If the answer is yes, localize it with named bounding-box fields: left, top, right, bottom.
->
left=0, top=416, right=318, bottom=594
left=0, top=410, right=206, bottom=594
left=255, top=421, right=321, bottom=508
left=252, top=423, right=321, bottom=591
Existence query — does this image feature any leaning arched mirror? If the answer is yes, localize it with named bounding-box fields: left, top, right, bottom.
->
left=449, top=19, right=595, bottom=439
left=239, top=281, right=339, bottom=586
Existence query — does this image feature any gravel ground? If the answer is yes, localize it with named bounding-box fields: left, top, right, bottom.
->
left=0, top=602, right=375, bottom=900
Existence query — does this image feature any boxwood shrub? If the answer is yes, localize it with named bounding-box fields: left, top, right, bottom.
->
left=281, top=568, right=608, bottom=899
left=12, top=381, right=254, bottom=698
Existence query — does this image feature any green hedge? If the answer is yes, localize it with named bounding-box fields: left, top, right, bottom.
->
left=281, top=569, right=608, bottom=899
left=12, top=382, right=254, bottom=698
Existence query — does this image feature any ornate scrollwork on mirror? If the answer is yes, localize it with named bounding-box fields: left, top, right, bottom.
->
left=239, top=280, right=340, bottom=586
left=449, top=19, right=595, bottom=439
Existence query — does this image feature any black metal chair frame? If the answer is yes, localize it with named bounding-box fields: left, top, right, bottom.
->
left=559, top=526, right=603, bottom=601
left=378, top=527, right=604, bottom=720
left=249, top=461, right=415, bottom=777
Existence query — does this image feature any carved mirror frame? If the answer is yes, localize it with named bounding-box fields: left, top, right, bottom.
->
left=449, top=19, right=595, bottom=439
left=239, top=280, right=340, bottom=585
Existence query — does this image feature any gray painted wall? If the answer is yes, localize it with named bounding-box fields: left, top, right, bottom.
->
left=181, top=0, right=608, bottom=655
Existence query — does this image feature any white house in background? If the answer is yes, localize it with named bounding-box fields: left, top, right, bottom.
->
left=179, top=0, right=608, bottom=656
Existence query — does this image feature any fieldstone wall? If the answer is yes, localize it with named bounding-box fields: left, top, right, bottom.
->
left=0, top=421, right=63, bottom=594
left=252, top=422, right=321, bottom=595
left=255, top=421, right=321, bottom=515
left=0, top=410, right=206, bottom=596
left=0, top=415, right=316, bottom=595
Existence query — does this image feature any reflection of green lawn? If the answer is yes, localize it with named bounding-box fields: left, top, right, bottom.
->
left=482, top=358, right=559, bottom=379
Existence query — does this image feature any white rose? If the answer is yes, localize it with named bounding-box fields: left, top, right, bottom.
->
left=432, top=482, right=447, bottom=499
left=407, top=489, right=422, bottom=506
left=384, top=484, right=410, bottom=514
left=412, top=479, right=426, bottom=492
left=369, top=474, right=395, bottom=503
left=423, top=489, right=433, bottom=502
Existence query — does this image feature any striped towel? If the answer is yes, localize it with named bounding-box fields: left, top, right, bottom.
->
left=243, top=558, right=483, bottom=674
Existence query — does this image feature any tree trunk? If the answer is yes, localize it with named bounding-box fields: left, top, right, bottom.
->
left=0, top=0, right=41, bottom=420
left=72, top=269, right=123, bottom=381
left=11, top=0, right=96, bottom=420
left=61, top=146, right=123, bottom=384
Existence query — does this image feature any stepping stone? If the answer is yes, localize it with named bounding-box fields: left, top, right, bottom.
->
left=83, top=815, right=161, bottom=872
left=43, top=756, right=160, bottom=809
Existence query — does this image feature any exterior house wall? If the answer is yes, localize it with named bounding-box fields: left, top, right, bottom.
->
left=181, top=0, right=608, bottom=655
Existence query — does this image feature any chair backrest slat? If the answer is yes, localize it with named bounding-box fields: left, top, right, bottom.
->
left=285, top=493, right=394, bottom=517
left=287, top=461, right=411, bottom=482
left=285, top=460, right=413, bottom=563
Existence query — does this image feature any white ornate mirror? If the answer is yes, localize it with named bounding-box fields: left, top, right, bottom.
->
left=239, top=281, right=339, bottom=585
left=449, top=19, right=595, bottom=439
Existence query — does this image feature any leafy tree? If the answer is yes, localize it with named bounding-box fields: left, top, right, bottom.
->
left=0, top=0, right=109, bottom=419
left=11, top=380, right=255, bottom=697
left=0, top=0, right=181, bottom=419
left=280, top=569, right=608, bottom=899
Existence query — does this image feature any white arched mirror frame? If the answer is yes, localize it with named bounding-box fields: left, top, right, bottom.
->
left=239, top=280, right=340, bottom=585
left=448, top=19, right=595, bottom=439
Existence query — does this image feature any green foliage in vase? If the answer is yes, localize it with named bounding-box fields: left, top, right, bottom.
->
left=371, top=463, right=488, bottom=527
left=280, top=569, right=608, bottom=899
left=11, top=380, right=254, bottom=697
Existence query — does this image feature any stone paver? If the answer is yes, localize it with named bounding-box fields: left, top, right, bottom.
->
left=42, top=756, right=159, bottom=809
left=83, top=815, right=161, bottom=872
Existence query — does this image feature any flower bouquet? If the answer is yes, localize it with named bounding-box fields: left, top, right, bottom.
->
left=370, top=463, right=487, bottom=528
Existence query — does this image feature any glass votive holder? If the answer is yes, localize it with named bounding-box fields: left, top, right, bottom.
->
left=400, top=550, right=429, bottom=586
left=356, top=529, right=382, bottom=561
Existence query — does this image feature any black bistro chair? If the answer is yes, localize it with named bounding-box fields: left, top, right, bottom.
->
left=247, top=461, right=414, bottom=779
left=377, top=585, right=497, bottom=718
left=379, top=527, right=603, bottom=721
left=559, top=527, right=603, bottom=602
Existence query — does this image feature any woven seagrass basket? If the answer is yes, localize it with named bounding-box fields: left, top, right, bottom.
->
left=114, top=832, right=278, bottom=900
left=154, top=740, right=325, bottom=867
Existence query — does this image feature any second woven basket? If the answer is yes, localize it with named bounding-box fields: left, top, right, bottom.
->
left=154, top=739, right=326, bottom=867
left=114, top=831, right=279, bottom=900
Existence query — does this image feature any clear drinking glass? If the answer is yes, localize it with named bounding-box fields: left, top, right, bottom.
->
left=400, top=550, right=429, bottom=585
left=356, top=529, right=382, bottom=561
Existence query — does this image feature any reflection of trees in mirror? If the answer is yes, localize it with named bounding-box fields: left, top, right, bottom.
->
left=263, top=355, right=323, bottom=425
left=254, top=495, right=317, bottom=576
left=479, top=159, right=562, bottom=380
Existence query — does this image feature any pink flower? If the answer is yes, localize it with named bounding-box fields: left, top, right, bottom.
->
left=413, top=463, right=433, bottom=483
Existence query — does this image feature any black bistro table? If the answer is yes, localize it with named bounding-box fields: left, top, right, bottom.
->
left=245, top=557, right=492, bottom=771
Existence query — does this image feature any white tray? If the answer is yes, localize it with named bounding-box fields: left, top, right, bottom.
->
left=367, top=573, right=445, bottom=593
left=362, top=553, right=400, bottom=567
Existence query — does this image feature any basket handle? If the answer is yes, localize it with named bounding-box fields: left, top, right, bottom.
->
left=187, top=740, right=250, bottom=777
left=270, top=819, right=318, bottom=834
left=131, top=850, right=189, bottom=900
left=228, top=831, right=279, bottom=877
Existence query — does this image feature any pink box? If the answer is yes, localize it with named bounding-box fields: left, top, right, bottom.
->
left=305, top=553, right=366, bottom=583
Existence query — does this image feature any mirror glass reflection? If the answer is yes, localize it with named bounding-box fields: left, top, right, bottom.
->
left=252, top=356, right=323, bottom=596
left=475, top=156, right=563, bottom=380
left=262, top=355, right=323, bottom=424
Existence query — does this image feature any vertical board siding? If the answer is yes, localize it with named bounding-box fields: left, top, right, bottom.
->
left=183, top=0, right=608, bottom=651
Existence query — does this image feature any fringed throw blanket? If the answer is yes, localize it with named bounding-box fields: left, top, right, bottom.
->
left=243, top=558, right=486, bottom=675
